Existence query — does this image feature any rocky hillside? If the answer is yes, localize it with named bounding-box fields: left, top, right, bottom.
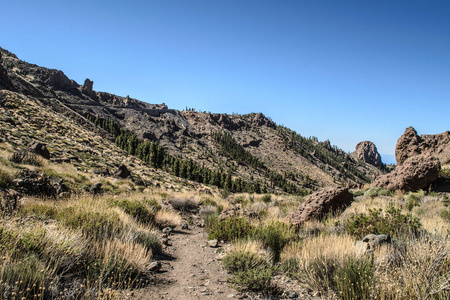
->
left=0, top=46, right=386, bottom=193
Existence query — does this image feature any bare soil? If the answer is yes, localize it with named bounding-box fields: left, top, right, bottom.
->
left=136, top=225, right=241, bottom=300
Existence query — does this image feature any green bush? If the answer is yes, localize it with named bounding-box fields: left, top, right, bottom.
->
left=439, top=209, right=450, bottom=222
left=334, top=256, right=374, bottom=300
left=261, top=194, right=272, bottom=203
left=442, top=195, right=450, bottom=207
left=223, top=249, right=277, bottom=292
left=60, top=207, right=123, bottom=240
left=199, top=197, right=217, bottom=206
left=344, top=207, right=421, bottom=239
left=351, top=190, right=365, bottom=197
left=0, top=169, right=13, bottom=188
left=136, top=232, right=162, bottom=255
left=113, top=199, right=155, bottom=225
left=364, top=187, right=391, bottom=198
left=228, top=267, right=276, bottom=292
left=222, top=250, right=268, bottom=273
left=256, top=221, right=294, bottom=264
left=208, top=217, right=254, bottom=241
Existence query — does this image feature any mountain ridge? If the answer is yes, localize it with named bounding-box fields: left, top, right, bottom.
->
left=0, top=46, right=386, bottom=193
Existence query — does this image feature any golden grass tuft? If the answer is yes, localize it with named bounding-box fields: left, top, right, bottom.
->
left=155, top=209, right=181, bottom=228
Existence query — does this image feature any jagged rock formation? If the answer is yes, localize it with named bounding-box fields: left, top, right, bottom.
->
left=373, top=155, right=440, bottom=192
left=352, top=141, right=383, bottom=168
left=396, top=126, right=450, bottom=165
left=288, top=187, right=353, bottom=225
left=81, top=78, right=95, bottom=98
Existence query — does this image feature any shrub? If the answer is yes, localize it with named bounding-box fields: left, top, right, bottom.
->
left=256, top=221, right=294, bottom=264
left=222, top=250, right=268, bottom=273
left=344, top=207, right=421, bottom=239
left=200, top=205, right=219, bottom=230
left=334, top=255, right=374, bottom=300
left=136, top=232, right=162, bottom=255
left=261, top=194, right=272, bottom=203
left=170, top=198, right=198, bottom=211
left=0, top=168, right=13, bottom=188
left=199, top=197, right=217, bottom=206
left=113, top=199, right=155, bottom=225
left=404, top=190, right=425, bottom=212
left=10, top=150, right=42, bottom=166
left=208, top=217, right=254, bottom=241
left=439, top=209, right=450, bottom=222
left=60, top=207, right=124, bottom=240
left=351, top=190, right=365, bottom=197
left=228, top=267, right=277, bottom=292
left=223, top=249, right=277, bottom=292
left=364, top=187, right=390, bottom=198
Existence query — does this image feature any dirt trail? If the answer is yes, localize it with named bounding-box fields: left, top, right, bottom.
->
left=136, top=225, right=240, bottom=300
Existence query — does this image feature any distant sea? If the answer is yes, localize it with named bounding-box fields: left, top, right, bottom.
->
left=381, top=154, right=396, bottom=165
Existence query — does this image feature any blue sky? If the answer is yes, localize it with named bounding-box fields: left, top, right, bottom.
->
left=2, top=1, right=449, bottom=164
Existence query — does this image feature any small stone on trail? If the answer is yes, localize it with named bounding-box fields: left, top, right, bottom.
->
left=149, top=261, right=161, bottom=272
left=208, top=239, right=219, bottom=247
left=162, top=227, right=173, bottom=235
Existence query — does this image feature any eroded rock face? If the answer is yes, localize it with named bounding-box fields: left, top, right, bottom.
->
left=352, top=141, right=383, bottom=168
left=396, top=127, right=450, bottom=165
left=81, top=78, right=95, bottom=98
left=373, top=155, right=440, bottom=192
left=288, top=187, right=353, bottom=226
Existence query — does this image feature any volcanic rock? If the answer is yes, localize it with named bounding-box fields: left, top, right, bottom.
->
left=373, top=154, right=440, bottom=192
left=396, top=127, right=450, bottom=165
left=114, top=164, right=131, bottom=179
left=81, top=78, right=95, bottom=98
left=27, top=141, right=50, bottom=159
left=288, top=187, right=353, bottom=226
left=352, top=141, right=383, bottom=168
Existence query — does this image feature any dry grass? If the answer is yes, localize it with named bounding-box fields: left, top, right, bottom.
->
left=155, top=209, right=181, bottom=228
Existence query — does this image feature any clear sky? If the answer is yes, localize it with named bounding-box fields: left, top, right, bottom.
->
left=2, top=0, right=449, bottom=164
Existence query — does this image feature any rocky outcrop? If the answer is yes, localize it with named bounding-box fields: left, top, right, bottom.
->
left=114, top=164, right=131, bottom=179
left=81, top=78, right=95, bottom=98
left=396, top=127, right=450, bottom=165
left=0, top=52, right=13, bottom=90
left=352, top=141, right=383, bottom=168
left=288, top=187, right=353, bottom=225
left=27, top=141, right=51, bottom=159
left=372, top=155, right=440, bottom=192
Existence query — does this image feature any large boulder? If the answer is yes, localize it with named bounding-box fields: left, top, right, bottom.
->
left=396, top=127, right=450, bottom=165
left=27, top=141, right=50, bottom=159
left=352, top=141, right=383, bottom=168
left=288, top=187, right=353, bottom=226
left=373, top=155, right=440, bottom=192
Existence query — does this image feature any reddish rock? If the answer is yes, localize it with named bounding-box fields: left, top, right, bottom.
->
left=288, top=187, right=353, bottom=226
left=396, top=127, right=450, bottom=165
left=352, top=141, right=383, bottom=168
left=373, top=155, right=440, bottom=192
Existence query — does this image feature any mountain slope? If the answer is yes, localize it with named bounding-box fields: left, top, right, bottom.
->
left=0, top=46, right=385, bottom=193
